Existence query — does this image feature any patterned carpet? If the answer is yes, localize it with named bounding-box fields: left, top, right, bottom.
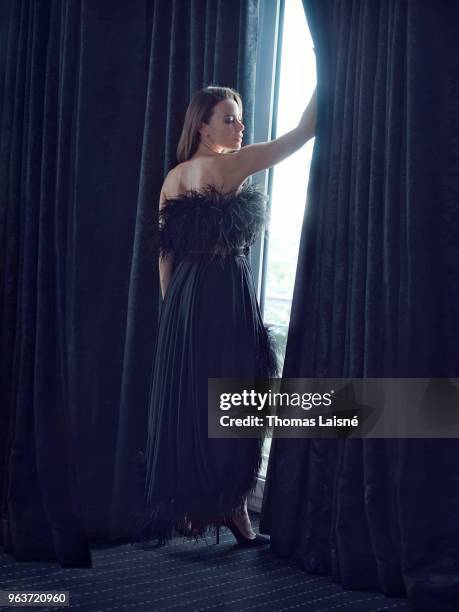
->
left=0, top=520, right=409, bottom=612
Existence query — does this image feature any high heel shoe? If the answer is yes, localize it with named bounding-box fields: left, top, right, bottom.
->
left=216, top=518, right=270, bottom=547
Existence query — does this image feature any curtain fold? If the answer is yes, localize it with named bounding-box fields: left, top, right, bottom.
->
left=260, top=1, right=459, bottom=608
left=0, top=0, right=260, bottom=567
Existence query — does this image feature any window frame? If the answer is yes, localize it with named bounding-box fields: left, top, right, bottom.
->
left=247, top=0, right=285, bottom=514
left=249, top=0, right=285, bottom=310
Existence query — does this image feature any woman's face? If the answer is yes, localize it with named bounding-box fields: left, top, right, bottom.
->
left=200, top=98, right=245, bottom=152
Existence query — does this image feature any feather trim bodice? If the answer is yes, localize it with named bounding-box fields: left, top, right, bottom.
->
left=157, top=182, right=270, bottom=261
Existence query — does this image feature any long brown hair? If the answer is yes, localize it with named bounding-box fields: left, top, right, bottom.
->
left=176, top=86, right=243, bottom=163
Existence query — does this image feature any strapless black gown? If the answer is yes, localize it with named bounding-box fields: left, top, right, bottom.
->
left=134, top=182, right=280, bottom=546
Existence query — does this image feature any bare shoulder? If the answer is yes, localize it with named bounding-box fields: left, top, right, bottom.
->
left=217, top=149, right=253, bottom=185
left=159, top=166, right=182, bottom=208
left=209, top=152, right=250, bottom=189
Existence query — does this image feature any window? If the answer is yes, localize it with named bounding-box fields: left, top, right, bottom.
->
left=251, top=0, right=316, bottom=492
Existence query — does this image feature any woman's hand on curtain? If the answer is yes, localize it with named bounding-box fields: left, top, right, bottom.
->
left=299, top=86, right=317, bottom=139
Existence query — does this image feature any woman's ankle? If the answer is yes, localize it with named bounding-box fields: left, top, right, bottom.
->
left=230, top=510, right=256, bottom=538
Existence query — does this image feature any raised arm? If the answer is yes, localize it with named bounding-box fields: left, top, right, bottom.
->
left=229, top=87, right=317, bottom=182
left=158, top=186, right=175, bottom=300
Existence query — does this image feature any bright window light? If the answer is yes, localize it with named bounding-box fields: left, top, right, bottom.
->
left=264, top=0, right=316, bottom=372
left=260, top=0, right=316, bottom=478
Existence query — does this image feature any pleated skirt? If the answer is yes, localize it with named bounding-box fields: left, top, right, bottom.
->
left=134, top=251, right=279, bottom=546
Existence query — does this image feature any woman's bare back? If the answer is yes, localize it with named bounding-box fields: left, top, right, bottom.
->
left=162, top=155, right=245, bottom=203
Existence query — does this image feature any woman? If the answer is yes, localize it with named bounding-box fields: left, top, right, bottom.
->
left=136, top=85, right=316, bottom=547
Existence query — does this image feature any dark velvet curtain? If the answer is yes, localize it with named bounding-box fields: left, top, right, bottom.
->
left=0, top=0, right=259, bottom=567
left=260, top=1, right=459, bottom=609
